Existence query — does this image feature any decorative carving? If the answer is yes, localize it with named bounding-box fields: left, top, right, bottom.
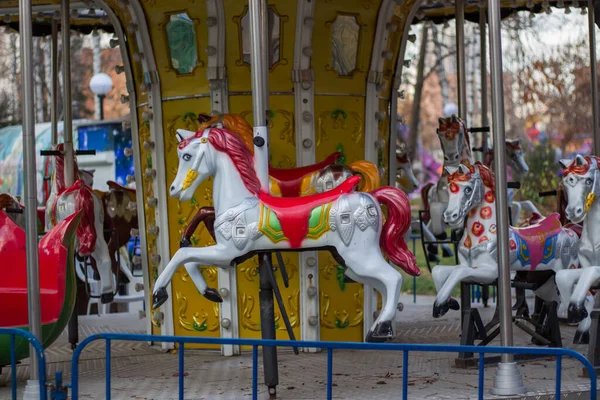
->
left=320, top=287, right=363, bottom=329
left=325, top=14, right=367, bottom=77
left=317, top=109, right=363, bottom=147
left=160, top=12, right=203, bottom=75
left=176, top=291, right=219, bottom=332
left=233, top=5, right=289, bottom=70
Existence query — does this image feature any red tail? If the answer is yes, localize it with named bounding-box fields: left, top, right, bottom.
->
left=371, top=186, right=419, bottom=276
left=420, top=182, right=434, bottom=224
left=66, top=180, right=97, bottom=255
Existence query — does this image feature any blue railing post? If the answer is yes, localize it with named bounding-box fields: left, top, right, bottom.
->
left=252, top=345, right=258, bottom=400
left=556, top=355, right=562, bottom=397
left=402, top=350, right=409, bottom=400
left=478, top=353, right=484, bottom=399
left=178, top=341, right=184, bottom=400
left=106, top=338, right=111, bottom=400
left=327, top=348, right=333, bottom=400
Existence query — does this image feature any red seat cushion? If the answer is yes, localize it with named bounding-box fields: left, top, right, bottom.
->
left=269, top=152, right=341, bottom=197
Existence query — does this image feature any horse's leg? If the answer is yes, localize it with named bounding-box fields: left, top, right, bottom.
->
left=91, top=237, right=115, bottom=304
left=153, top=245, right=232, bottom=308
left=574, top=294, right=593, bottom=344
left=345, top=268, right=389, bottom=322
left=430, top=202, right=452, bottom=257
left=568, top=267, right=600, bottom=323
left=510, top=202, right=521, bottom=226
left=555, top=269, right=581, bottom=319
left=433, top=265, right=497, bottom=318
left=184, top=263, right=223, bottom=303
left=431, top=265, right=461, bottom=317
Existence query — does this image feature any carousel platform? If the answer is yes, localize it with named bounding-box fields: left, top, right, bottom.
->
left=0, top=295, right=596, bottom=400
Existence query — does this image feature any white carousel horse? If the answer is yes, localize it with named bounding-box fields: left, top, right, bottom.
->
left=152, top=127, right=418, bottom=341
left=554, top=155, right=600, bottom=334
left=421, top=115, right=475, bottom=257
left=45, top=144, right=115, bottom=303
left=482, top=139, right=542, bottom=225
left=430, top=162, right=591, bottom=338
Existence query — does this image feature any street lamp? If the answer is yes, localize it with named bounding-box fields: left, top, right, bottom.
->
left=89, top=72, right=113, bottom=120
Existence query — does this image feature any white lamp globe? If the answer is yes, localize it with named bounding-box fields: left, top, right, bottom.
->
left=89, top=72, right=113, bottom=96
left=443, top=102, right=458, bottom=117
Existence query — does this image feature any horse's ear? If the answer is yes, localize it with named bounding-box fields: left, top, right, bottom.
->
left=176, top=129, right=195, bottom=142
left=445, top=166, right=458, bottom=175
left=575, top=154, right=587, bottom=166
left=511, top=139, right=521, bottom=147
left=458, top=164, right=470, bottom=175
left=559, top=159, right=573, bottom=169
left=451, top=114, right=458, bottom=122
left=438, top=117, right=446, bottom=125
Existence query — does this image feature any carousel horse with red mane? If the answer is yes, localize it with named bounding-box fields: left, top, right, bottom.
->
left=45, top=143, right=115, bottom=303
left=431, top=162, right=591, bottom=342
left=421, top=115, right=474, bottom=260
left=153, top=126, right=418, bottom=342
left=554, top=155, right=600, bottom=339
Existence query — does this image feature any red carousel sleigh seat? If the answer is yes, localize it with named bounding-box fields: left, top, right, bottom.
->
left=268, top=152, right=342, bottom=197
left=0, top=211, right=76, bottom=327
left=258, top=175, right=360, bottom=247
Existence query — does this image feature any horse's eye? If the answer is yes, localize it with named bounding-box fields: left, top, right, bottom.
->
left=183, top=154, right=192, bottom=162
left=464, top=187, right=472, bottom=195
left=586, top=178, right=593, bottom=186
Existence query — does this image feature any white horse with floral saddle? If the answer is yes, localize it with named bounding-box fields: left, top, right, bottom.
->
left=431, top=162, right=591, bottom=339
left=152, top=127, right=418, bottom=341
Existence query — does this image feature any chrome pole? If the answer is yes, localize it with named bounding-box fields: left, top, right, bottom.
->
left=589, top=0, right=600, bottom=155
left=479, top=7, right=489, bottom=151
left=19, top=0, right=42, bottom=382
left=456, top=0, right=467, bottom=120
left=61, top=0, right=74, bottom=186
left=51, top=17, right=58, bottom=145
left=248, top=0, right=269, bottom=189
left=488, top=0, right=526, bottom=393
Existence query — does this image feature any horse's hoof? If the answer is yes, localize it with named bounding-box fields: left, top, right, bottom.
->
left=100, top=293, right=114, bottom=304
left=567, top=303, right=588, bottom=324
left=448, top=298, right=460, bottom=310
left=427, top=245, right=439, bottom=256
left=180, top=237, right=191, bottom=248
left=153, top=287, right=169, bottom=309
left=442, top=248, right=453, bottom=258
left=573, top=330, right=590, bottom=345
left=366, top=321, right=394, bottom=342
left=203, top=288, right=223, bottom=303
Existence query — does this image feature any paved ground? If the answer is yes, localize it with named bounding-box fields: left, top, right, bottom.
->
left=0, top=295, right=597, bottom=399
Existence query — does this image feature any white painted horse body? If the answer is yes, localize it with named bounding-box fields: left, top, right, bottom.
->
left=554, top=155, right=600, bottom=336
left=45, top=145, right=114, bottom=303
left=430, top=163, right=590, bottom=337
left=152, top=127, right=418, bottom=341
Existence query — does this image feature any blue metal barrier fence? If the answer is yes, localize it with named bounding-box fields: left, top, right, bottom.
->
left=71, top=333, right=598, bottom=400
left=0, top=328, right=48, bottom=400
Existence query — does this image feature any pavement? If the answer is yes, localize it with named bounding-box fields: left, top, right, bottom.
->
left=0, top=295, right=597, bottom=399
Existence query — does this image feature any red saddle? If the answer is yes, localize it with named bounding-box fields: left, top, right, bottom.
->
left=268, top=152, right=342, bottom=197
left=511, top=213, right=563, bottom=241
left=258, top=175, right=360, bottom=247
left=107, top=180, right=136, bottom=194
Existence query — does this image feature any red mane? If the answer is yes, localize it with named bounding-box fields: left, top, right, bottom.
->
left=563, top=156, right=600, bottom=177
left=179, top=127, right=261, bottom=195
left=62, top=180, right=97, bottom=255
left=54, top=143, right=80, bottom=194
left=447, top=162, right=495, bottom=192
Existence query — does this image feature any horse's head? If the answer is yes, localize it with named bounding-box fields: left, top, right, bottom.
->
left=396, top=149, right=419, bottom=193
left=505, top=139, right=529, bottom=176
left=170, top=129, right=215, bottom=201
left=437, top=114, right=468, bottom=167
left=560, top=154, right=600, bottom=224
left=79, top=169, right=95, bottom=187
left=443, top=163, right=485, bottom=228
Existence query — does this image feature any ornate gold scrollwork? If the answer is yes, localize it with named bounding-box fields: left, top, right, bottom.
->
left=320, top=286, right=363, bottom=330
left=176, top=291, right=219, bottom=332
left=316, top=109, right=363, bottom=147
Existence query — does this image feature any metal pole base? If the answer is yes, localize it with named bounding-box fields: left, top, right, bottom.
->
left=22, top=379, right=41, bottom=400
left=491, top=362, right=526, bottom=396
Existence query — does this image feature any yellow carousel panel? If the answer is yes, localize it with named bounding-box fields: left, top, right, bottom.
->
left=161, top=98, right=222, bottom=346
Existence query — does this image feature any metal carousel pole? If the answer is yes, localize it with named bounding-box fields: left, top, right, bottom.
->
left=586, top=0, right=600, bottom=373
left=455, top=0, right=471, bottom=326
left=487, top=0, right=525, bottom=394
left=51, top=17, right=59, bottom=145
left=19, top=0, right=42, bottom=395
left=479, top=7, right=488, bottom=152
left=249, top=0, right=279, bottom=395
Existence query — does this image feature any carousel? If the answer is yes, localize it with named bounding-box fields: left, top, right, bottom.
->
left=1, top=0, right=600, bottom=398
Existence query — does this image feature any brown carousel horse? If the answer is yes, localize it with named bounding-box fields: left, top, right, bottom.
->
left=179, top=113, right=381, bottom=252
left=0, top=193, right=24, bottom=228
